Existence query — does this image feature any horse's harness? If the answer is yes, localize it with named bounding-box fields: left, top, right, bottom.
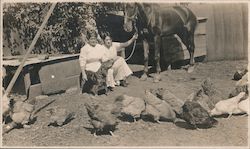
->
left=124, top=7, right=139, bottom=61
left=125, top=21, right=138, bottom=61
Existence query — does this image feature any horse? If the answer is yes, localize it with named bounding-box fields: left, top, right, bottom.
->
left=123, top=3, right=197, bottom=82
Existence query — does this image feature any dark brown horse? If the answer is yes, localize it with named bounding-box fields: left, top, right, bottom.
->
left=123, top=3, right=197, bottom=82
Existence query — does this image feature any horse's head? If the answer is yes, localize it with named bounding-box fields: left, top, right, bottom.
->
left=123, top=3, right=138, bottom=32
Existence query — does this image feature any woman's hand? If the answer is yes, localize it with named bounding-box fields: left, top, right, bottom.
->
left=82, top=70, right=88, bottom=81
left=119, top=32, right=139, bottom=49
left=132, top=33, right=138, bottom=40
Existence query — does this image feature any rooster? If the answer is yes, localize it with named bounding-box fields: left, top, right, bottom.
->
left=84, top=103, right=119, bottom=136
left=180, top=101, right=218, bottom=129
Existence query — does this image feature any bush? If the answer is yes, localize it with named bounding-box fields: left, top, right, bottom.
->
left=3, top=2, right=123, bottom=56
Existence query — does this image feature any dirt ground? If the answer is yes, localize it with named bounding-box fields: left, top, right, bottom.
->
left=2, top=60, right=249, bottom=147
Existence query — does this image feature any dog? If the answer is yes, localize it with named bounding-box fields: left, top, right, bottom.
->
left=84, top=60, right=114, bottom=95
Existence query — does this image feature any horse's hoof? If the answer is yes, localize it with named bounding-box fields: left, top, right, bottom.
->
left=153, top=79, right=160, bottom=83
left=23, top=124, right=31, bottom=129
left=153, top=75, right=161, bottom=83
left=140, top=74, right=148, bottom=81
left=187, top=65, right=195, bottom=73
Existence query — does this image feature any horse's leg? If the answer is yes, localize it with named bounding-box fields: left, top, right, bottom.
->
left=141, top=39, right=149, bottom=81
left=177, top=29, right=195, bottom=72
left=153, top=35, right=161, bottom=83
left=187, top=31, right=195, bottom=66
left=186, top=32, right=195, bottom=73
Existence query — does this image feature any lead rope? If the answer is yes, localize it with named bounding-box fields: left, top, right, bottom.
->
left=125, top=22, right=138, bottom=61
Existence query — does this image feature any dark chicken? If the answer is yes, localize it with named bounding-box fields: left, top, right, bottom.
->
left=180, top=101, right=218, bottom=129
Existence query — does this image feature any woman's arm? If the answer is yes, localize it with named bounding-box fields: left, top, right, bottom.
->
left=79, top=45, right=88, bottom=80
left=117, top=33, right=138, bottom=49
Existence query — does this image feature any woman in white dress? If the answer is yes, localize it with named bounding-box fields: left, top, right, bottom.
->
left=79, top=30, right=106, bottom=84
left=101, top=32, right=138, bottom=88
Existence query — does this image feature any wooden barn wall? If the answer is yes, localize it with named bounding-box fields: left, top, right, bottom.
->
left=189, top=3, right=248, bottom=61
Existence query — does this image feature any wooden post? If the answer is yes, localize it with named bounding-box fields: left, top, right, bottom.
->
left=3, top=3, right=57, bottom=98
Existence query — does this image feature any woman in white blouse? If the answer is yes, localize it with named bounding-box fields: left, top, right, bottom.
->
left=79, top=30, right=106, bottom=83
left=101, top=32, right=138, bottom=88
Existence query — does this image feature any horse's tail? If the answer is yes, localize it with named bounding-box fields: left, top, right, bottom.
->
left=173, top=6, right=198, bottom=31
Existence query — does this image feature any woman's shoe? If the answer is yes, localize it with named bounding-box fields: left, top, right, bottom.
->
left=120, top=80, right=128, bottom=87
left=108, top=86, right=114, bottom=91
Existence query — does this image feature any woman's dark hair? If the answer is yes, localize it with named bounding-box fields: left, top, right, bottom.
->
left=86, top=29, right=98, bottom=40
left=100, top=31, right=112, bottom=40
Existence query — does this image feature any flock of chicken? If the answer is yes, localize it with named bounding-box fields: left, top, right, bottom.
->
left=85, top=68, right=249, bottom=135
left=84, top=69, right=248, bottom=136
left=2, top=69, right=249, bottom=137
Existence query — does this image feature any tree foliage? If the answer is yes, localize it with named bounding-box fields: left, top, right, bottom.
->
left=3, top=2, right=123, bottom=56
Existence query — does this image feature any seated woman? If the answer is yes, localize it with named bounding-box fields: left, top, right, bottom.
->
left=100, top=32, right=138, bottom=88
left=79, top=29, right=108, bottom=95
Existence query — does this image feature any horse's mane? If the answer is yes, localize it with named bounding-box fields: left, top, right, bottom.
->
left=136, top=3, right=161, bottom=28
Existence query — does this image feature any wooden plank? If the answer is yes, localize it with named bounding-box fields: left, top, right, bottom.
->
left=28, top=83, right=42, bottom=99
left=223, top=4, right=244, bottom=60
left=2, top=54, right=79, bottom=67
left=242, top=4, right=248, bottom=59
left=210, top=4, right=225, bottom=61
left=195, top=21, right=207, bottom=35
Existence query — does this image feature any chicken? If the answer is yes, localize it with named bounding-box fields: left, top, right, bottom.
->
left=2, top=95, right=11, bottom=123
left=3, top=100, right=35, bottom=134
left=200, top=78, right=222, bottom=105
left=229, top=84, right=248, bottom=98
left=85, top=60, right=114, bottom=95
left=150, top=88, right=184, bottom=115
left=210, top=92, right=246, bottom=118
left=188, top=89, right=215, bottom=112
left=142, top=89, right=176, bottom=123
left=233, top=69, right=248, bottom=81
left=114, top=95, right=145, bottom=122
left=47, top=107, right=76, bottom=127
left=84, top=103, right=119, bottom=136
left=236, top=72, right=248, bottom=87
left=238, top=97, right=249, bottom=115
left=180, top=101, right=218, bottom=129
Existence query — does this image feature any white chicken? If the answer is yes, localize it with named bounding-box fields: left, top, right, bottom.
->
left=238, top=97, right=249, bottom=115
left=210, top=92, right=246, bottom=118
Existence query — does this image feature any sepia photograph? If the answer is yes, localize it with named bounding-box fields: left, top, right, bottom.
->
left=1, top=0, right=249, bottom=148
